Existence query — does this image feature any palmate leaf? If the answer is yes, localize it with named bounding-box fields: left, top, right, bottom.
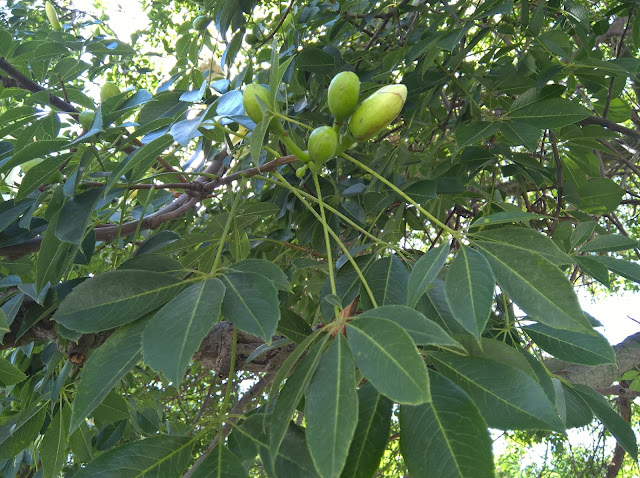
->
left=474, top=241, right=592, bottom=331
left=72, top=435, right=195, bottom=478
left=306, top=335, right=358, bottom=478
left=143, top=278, right=225, bottom=385
left=53, top=270, right=184, bottom=333
left=400, top=370, right=494, bottom=478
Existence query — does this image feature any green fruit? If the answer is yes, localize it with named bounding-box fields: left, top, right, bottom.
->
left=192, top=15, right=211, bottom=31
left=100, top=81, right=120, bottom=103
left=245, top=33, right=258, bottom=45
left=243, top=84, right=271, bottom=123
left=348, top=84, right=407, bottom=141
left=308, top=126, right=338, bottom=164
left=295, top=165, right=308, bottom=178
left=21, top=158, right=44, bottom=173
left=78, top=110, right=94, bottom=130
left=45, top=1, right=61, bottom=31
left=328, top=71, right=360, bottom=122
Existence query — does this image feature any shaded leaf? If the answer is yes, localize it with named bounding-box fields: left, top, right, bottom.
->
left=400, top=370, right=494, bottom=478
left=407, top=243, right=449, bottom=307
left=523, top=324, right=615, bottom=365
left=143, top=279, right=225, bottom=385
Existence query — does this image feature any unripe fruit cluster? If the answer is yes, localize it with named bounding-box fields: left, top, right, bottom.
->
left=241, top=72, right=406, bottom=176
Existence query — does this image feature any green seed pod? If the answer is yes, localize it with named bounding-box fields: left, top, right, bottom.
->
left=308, top=126, right=338, bottom=164
left=100, top=81, right=121, bottom=103
left=245, top=33, right=259, bottom=45
left=45, top=1, right=62, bottom=31
left=295, top=165, right=308, bottom=178
left=242, top=84, right=272, bottom=124
left=328, top=71, right=360, bottom=122
left=192, top=15, right=211, bottom=31
left=348, top=84, right=407, bottom=141
left=78, top=110, right=94, bottom=130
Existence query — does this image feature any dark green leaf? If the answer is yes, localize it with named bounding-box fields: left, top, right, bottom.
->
left=444, top=246, right=494, bottom=340
left=576, top=178, right=624, bottom=214
left=523, top=324, right=615, bottom=365
left=190, top=445, right=248, bottom=478
left=400, top=370, right=494, bottom=478
left=430, top=352, right=564, bottom=431
left=0, top=403, right=47, bottom=460
left=70, top=317, right=148, bottom=433
left=340, top=383, right=393, bottom=478
left=221, top=271, right=280, bottom=343
left=306, top=335, right=358, bottom=478
left=407, top=243, right=449, bottom=307
left=347, top=317, right=430, bottom=404
left=361, top=256, right=408, bottom=309
left=475, top=241, right=591, bottom=331
left=72, top=435, right=194, bottom=478
left=277, top=308, right=313, bottom=343
left=510, top=98, right=590, bottom=128
left=593, top=255, right=640, bottom=284
left=456, top=121, right=500, bottom=148
left=475, top=228, right=572, bottom=266
left=143, top=279, right=225, bottom=385
left=55, top=188, right=102, bottom=245
left=470, top=211, right=546, bottom=228
left=579, top=234, right=638, bottom=253
left=41, top=405, right=70, bottom=478
left=230, top=258, right=291, bottom=291
left=0, top=356, right=27, bottom=386
left=53, top=270, right=183, bottom=333
left=296, top=48, right=336, bottom=72
left=571, top=384, right=638, bottom=461
left=358, top=305, right=464, bottom=352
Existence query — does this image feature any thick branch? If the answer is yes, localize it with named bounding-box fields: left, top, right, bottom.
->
left=0, top=57, right=79, bottom=115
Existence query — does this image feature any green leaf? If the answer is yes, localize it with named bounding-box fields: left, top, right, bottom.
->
left=346, top=317, right=430, bottom=404
left=562, top=384, right=594, bottom=429
left=358, top=305, right=464, bottom=352
left=190, top=445, right=249, bottom=478
left=579, top=234, right=638, bottom=253
left=0, top=355, right=27, bottom=386
left=70, top=317, right=148, bottom=433
left=571, top=384, right=638, bottom=461
left=470, top=211, right=546, bottom=228
left=429, top=352, right=564, bottom=431
left=306, top=335, right=358, bottom=478
left=230, top=258, right=291, bottom=291
left=55, top=188, right=103, bottom=245
left=400, top=370, right=494, bottom=478
left=72, top=435, right=194, bottom=478
left=576, top=178, right=624, bottom=214
left=0, top=403, right=48, bottom=460
left=277, top=308, right=313, bottom=344
left=501, top=120, right=541, bottom=150
left=250, top=112, right=272, bottom=163
left=475, top=228, right=572, bottom=266
left=36, top=212, right=79, bottom=294
left=143, top=278, right=225, bottom=385
left=361, top=255, right=409, bottom=309
left=53, top=270, right=183, bottom=333
left=0, top=139, right=68, bottom=174
left=238, top=415, right=320, bottom=477
left=509, top=98, right=591, bottom=128
left=407, top=243, right=449, bottom=307
left=474, top=241, right=592, bottom=331
left=455, top=121, right=500, bottom=148
left=106, top=135, right=174, bottom=191
left=404, top=180, right=437, bottom=204
left=296, top=47, right=336, bottom=72
left=574, top=256, right=610, bottom=287
left=221, top=271, right=280, bottom=343
left=444, top=246, right=494, bottom=340
left=593, top=255, right=640, bottom=284
left=41, top=405, right=71, bottom=478
left=570, top=221, right=597, bottom=248
left=340, top=383, right=393, bottom=478
left=269, top=337, right=328, bottom=469
left=523, top=324, right=615, bottom=365
left=16, top=155, right=66, bottom=200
